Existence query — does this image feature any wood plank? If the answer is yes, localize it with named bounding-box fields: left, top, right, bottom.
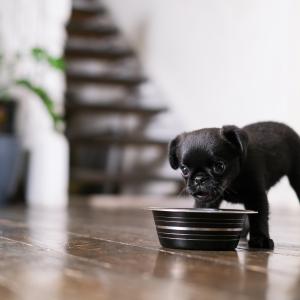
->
left=0, top=237, right=226, bottom=300
left=0, top=204, right=300, bottom=299
left=0, top=220, right=286, bottom=299
left=1, top=204, right=299, bottom=297
left=0, top=221, right=248, bottom=300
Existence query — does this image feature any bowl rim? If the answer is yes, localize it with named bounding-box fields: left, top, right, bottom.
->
left=148, top=207, right=257, bottom=214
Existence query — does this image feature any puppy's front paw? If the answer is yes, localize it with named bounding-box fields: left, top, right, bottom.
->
left=249, top=237, right=274, bottom=250
left=240, top=216, right=250, bottom=238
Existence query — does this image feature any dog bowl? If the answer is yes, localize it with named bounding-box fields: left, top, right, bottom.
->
left=150, top=208, right=257, bottom=250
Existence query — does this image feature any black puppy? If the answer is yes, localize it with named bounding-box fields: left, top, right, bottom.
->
left=169, top=121, right=300, bottom=249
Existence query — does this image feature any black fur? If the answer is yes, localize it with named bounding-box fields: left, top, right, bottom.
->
left=169, top=121, right=300, bottom=250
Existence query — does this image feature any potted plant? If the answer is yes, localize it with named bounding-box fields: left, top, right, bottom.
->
left=0, top=48, right=65, bottom=205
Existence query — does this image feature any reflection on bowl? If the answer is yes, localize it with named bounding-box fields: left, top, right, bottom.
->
left=149, top=208, right=257, bottom=251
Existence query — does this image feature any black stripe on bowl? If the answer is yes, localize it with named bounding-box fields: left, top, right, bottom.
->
left=158, top=237, right=240, bottom=250
left=156, top=230, right=240, bottom=237
left=156, top=225, right=243, bottom=232
left=154, top=216, right=245, bottom=222
left=158, top=233, right=240, bottom=241
left=153, top=211, right=242, bottom=219
left=154, top=220, right=245, bottom=227
left=159, top=236, right=240, bottom=242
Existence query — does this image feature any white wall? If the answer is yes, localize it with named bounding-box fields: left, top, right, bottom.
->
left=0, top=0, right=71, bottom=146
left=105, top=0, right=300, bottom=209
left=0, top=0, right=71, bottom=205
left=105, top=0, right=300, bottom=129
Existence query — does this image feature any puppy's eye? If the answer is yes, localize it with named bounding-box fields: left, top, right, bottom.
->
left=180, top=165, right=189, bottom=177
left=213, top=161, right=226, bottom=175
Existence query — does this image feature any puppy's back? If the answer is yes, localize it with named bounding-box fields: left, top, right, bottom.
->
left=243, top=121, right=300, bottom=149
left=243, top=121, right=300, bottom=185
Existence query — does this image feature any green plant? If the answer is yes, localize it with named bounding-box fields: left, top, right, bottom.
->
left=0, top=47, right=65, bottom=130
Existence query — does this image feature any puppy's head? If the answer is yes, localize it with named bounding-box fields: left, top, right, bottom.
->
left=169, top=125, right=248, bottom=208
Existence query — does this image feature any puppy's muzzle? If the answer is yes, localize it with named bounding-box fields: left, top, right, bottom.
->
left=189, top=175, right=211, bottom=197
left=194, top=175, right=209, bottom=185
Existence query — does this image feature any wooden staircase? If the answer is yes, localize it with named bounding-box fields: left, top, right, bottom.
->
left=65, top=0, right=183, bottom=195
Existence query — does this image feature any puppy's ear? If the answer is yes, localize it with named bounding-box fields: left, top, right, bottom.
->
left=221, top=125, right=248, bottom=157
left=169, top=135, right=181, bottom=169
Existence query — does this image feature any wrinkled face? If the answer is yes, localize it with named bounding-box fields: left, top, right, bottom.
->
left=170, top=128, right=245, bottom=208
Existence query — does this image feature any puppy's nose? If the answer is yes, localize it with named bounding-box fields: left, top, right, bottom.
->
left=194, top=176, right=208, bottom=185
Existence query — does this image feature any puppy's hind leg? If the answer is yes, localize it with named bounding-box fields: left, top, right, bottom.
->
left=287, top=137, right=300, bottom=202
left=288, top=167, right=300, bottom=202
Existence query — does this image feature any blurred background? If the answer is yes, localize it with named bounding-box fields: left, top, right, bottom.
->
left=0, top=0, right=300, bottom=209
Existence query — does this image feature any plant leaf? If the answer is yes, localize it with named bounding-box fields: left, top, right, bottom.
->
left=31, top=47, right=65, bottom=71
left=47, top=57, right=65, bottom=71
left=15, top=79, right=63, bottom=130
left=31, top=48, right=47, bottom=61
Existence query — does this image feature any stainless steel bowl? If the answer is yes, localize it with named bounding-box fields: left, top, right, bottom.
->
left=150, top=208, right=257, bottom=250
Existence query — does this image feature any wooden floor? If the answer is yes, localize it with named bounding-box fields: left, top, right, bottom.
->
left=0, top=197, right=300, bottom=300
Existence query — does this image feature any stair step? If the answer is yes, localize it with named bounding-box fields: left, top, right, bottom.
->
left=71, top=4, right=107, bottom=20
left=72, top=1, right=106, bottom=18
left=65, top=44, right=134, bottom=59
left=65, top=101, right=167, bottom=116
left=66, top=59, right=141, bottom=77
left=66, top=86, right=136, bottom=103
left=67, top=71, right=146, bottom=86
left=71, top=168, right=183, bottom=184
left=65, top=36, right=134, bottom=60
left=68, top=133, right=170, bottom=147
left=67, top=23, right=118, bottom=38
